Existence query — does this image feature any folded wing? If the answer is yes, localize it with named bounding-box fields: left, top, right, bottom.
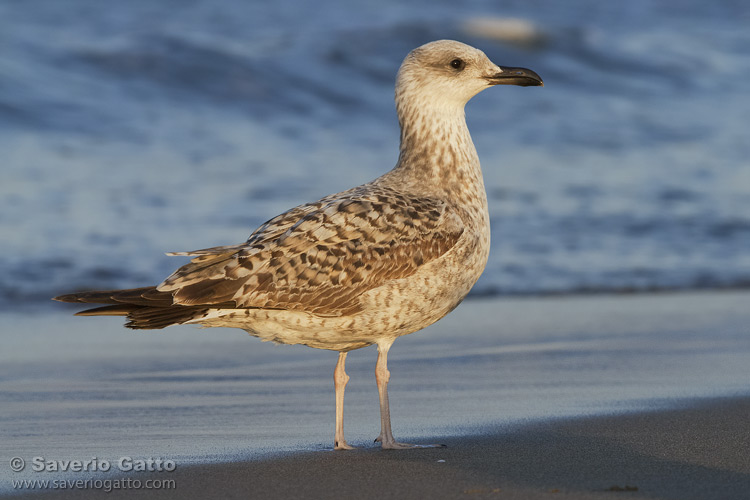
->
left=159, top=188, right=464, bottom=317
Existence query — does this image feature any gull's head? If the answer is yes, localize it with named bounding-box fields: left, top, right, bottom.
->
left=396, top=40, right=543, bottom=109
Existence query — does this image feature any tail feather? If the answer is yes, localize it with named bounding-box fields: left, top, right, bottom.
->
left=75, top=305, right=136, bottom=316
left=54, top=286, right=236, bottom=330
left=53, top=286, right=173, bottom=307
left=126, top=305, right=210, bottom=329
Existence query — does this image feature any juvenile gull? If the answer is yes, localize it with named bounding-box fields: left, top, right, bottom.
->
left=54, top=40, right=543, bottom=450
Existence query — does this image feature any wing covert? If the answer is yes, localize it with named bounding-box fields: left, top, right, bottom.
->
left=158, top=189, right=464, bottom=316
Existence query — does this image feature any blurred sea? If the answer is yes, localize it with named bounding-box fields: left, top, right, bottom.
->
left=1, top=0, right=750, bottom=305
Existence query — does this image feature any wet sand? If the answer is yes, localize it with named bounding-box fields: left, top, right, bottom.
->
left=3, top=290, right=750, bottom=498
left=11, top=396, right=750, bottom=499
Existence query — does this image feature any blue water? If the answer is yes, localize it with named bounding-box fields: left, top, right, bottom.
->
left=2, top=0, right=750, bottom=304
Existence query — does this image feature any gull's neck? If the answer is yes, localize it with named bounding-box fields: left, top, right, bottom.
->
left=385, top=90, right=486, bottom=210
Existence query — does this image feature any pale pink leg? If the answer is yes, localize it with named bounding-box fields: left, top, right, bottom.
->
left=334, top=352, right=356, bottom=450
left=374, top=340, right=445, bottom=449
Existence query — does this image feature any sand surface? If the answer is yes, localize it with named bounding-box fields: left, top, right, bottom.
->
left=3, top=291, right=750, bottom=497
left=9, top=397, right=750, bottom=499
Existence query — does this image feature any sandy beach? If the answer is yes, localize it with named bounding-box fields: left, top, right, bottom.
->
left=3, top=290, right=750, bottom=498
left=8, top=397, right=750, bottom=499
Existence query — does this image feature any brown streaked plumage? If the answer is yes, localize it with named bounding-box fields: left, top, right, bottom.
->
left=159, top=186, right=464, bottom=317
left=54, top=40, right=543, bottom=450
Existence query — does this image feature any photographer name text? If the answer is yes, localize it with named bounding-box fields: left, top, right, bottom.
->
left=24, top=457, right=175, bottom=473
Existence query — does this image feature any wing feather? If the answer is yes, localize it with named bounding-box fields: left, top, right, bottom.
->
left=158, top=187, right=464, bottom=316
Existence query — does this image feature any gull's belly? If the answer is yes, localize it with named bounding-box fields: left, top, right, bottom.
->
left=359, top=225, right=489, bottom=335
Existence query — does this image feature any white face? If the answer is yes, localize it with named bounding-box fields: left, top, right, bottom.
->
left=396, top=40, right=542, bottom=108
left=396, top=40, right=502, bottom=106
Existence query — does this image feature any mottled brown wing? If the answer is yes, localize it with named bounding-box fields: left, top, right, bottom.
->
left=157, top=188, right=464, bottom=316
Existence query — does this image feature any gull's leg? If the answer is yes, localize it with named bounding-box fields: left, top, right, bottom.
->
left=374, top=340, right=445, bottom=449
left=334, top=351, right=356, bottom=450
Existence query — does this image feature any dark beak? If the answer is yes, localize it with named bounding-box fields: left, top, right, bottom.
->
left=485, top=66, right=544, bottom=87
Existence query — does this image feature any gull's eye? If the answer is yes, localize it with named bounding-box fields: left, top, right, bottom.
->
left=450, top=58, right=466, bottom=71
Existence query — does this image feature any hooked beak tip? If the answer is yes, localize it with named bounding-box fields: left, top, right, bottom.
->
left=486, top=66, right=544, bottom=87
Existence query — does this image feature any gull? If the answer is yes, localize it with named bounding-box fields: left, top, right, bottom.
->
left=54, top=40, right=543, bottom=450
